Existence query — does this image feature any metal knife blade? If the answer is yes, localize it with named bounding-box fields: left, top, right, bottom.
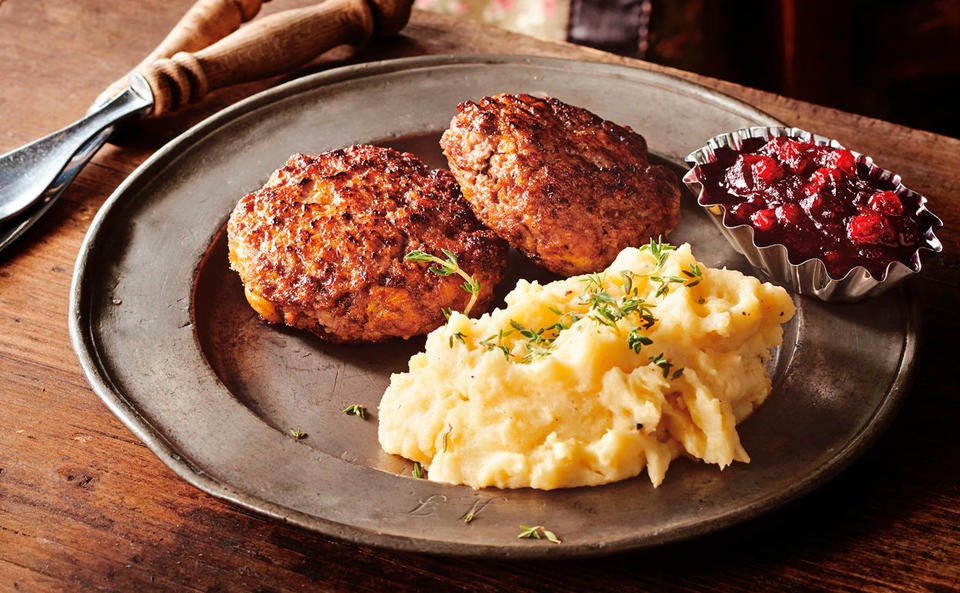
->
left=0, top=73, right=154, bottom=223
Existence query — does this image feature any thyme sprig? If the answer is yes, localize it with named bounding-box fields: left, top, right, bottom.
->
left=581, top=273, right=655, bottom=335
left=343, top=404, right=366, bottom=419
left=639, top=238, right=703, bottom=297
left=508, top=320, right=557, bottom=363
left=649, top=264, right=704, bottom=297
left=627, top=327, right=653, bottom=353
left=479, top=328, right=515, bottom=360
left=640, top=236, right=676, bottom=271
left=405, top=249, right=481, bottom=316
left=649, top=274, right=686, bottom=297
left=412, top=462, right=426, bottom=479
left=682, top=263, right=703, bottom=287
left=517, top=525, right=562, bottom=543
left=649, top=352, right=684, bottom=379
left=471, top=238, right=697, bottom=369
left=546, top=306, right=581, bottom=332
left=478, top=307, right=581, bottom=364
left=449, top=331, right=466, bottom=348
left=463, top=499, right=488, bottom=524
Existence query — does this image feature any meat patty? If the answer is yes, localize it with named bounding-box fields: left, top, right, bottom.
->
left=441, top=93, right=681, bottom=276
left=227, top=145, right=509, bottom=343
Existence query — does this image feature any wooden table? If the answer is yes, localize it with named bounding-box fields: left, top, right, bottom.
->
left=1, top=1, right=957, bottom=591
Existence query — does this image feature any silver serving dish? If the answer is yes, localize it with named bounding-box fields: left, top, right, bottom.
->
left=683, top=126, right=942, bottom=302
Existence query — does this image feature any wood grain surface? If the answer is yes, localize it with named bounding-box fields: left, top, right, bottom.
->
left=0, top=1, right=957, bottom=592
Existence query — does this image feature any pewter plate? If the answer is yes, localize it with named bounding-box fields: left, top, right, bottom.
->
left=70, top=55, right=918, bottom=558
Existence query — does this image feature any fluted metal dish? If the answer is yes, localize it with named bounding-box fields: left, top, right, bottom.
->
left=683, top=126, right=943, bottom=302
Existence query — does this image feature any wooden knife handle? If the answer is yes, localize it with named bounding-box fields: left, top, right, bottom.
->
left=97, top=0, right=270, bottom=104
left=137, top=0, right=413, bottom=117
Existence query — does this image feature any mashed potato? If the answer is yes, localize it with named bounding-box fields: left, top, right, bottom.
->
left=378, top=243, right=795, bottom=489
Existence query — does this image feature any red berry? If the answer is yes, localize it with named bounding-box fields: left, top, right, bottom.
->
left=750, top=155, right=782, bottom=183
left=777, top=203, right=804, bottom=225
left=760, top=137, right=790, bottom=156
left=752, top=208, right=778, bottom=232
left=760, top=137, right=812, bottom=172
left=803, top=181, right=823, bottom=196
left=847, top=213, right=895, bottom=245
left=810, top=167, right=845, bottom=186
left=790, top=156, right=812, bottom=174
left=829, top=149, right=856, bottom=175
left=724, top=156, right=752, bottom=192
left=868, top=190, right=903, bottom=216
left=771, top=138, right=804, bottom=161
left=801, top=194, right=823, bottom=215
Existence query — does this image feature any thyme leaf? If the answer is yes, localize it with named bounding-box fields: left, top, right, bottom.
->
left=621, top=270, right=634, bottom=296
left=640, top=236, right=676, bottom=271
left=682, top=263, right=703, bottom=288
left=449, top=331, right=466, bottom=348
left=507, top=318, right=572, bottom=364
left=480, top=329, right=514, bottom=360
left=651, top=274, right=686, bottom=298
left=581, top=273, right=607, bottom=293
left=543, top=529, right=562, bottom=544
left=649, top=352, right=682, bottom=378
left=412, top=462, right=426, bottom=479
left=517, top=525, right=562, bottom=543
left=463, top=499, right=486, bottom=524
left=640, top=240, right=704, bottom=298
left=440, top=424, right=452, bottom=452
left=517, top=525, right=540, bottom=539
left=343, top=404, right=366, bottom=419
left=580, top=273, right=655, bottom=336
left=627, top=328, right=654, bottom=353
left=510, top=319, right=539, bottom=341
left=405, top=249, right=481, bottom=316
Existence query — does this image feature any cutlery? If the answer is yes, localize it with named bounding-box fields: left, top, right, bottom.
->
left=0, top=0, right=273, bottom=253
left=0, top=0, right=411, bottom=255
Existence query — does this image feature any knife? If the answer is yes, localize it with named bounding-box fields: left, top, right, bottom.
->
left=0, top=0, right=412, bottom=254
left=0, top=0, right=272, bottom=253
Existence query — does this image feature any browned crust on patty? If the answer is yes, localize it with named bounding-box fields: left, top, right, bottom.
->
left=441, top=93, right=681, bottom=276
left=227, top=145, right=508, bottom=343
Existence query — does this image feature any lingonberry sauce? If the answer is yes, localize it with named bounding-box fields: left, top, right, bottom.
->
left=694, top=137, right=937, bottom=278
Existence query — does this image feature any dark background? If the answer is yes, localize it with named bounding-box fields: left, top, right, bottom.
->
left=568, top=0, right=960, bottom=138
